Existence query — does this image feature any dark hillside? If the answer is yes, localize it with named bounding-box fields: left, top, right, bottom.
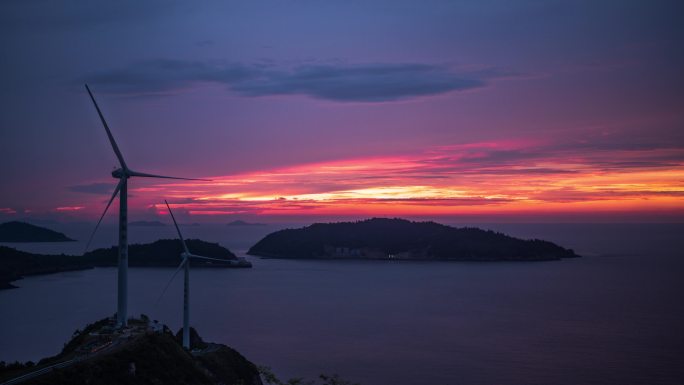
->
left=248, top=218, right=578, bottom=261
left=0, top=221, right=74, bottom=242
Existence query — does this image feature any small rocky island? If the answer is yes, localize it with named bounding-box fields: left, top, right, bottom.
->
left=248, top=218, right=579, bottom=261
left=0, top=221, right=75, bottom=242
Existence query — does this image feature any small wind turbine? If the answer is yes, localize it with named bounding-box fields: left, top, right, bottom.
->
left=83, top=84, right=209, bottom=327
left=161, top=200, right=231, bottom=350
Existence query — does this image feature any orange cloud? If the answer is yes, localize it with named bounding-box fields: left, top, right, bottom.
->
left=124, top=139, right=683, bottom=219
left=55, top=206, right=86, bottom=211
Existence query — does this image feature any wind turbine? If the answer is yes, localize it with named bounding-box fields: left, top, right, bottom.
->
left=83, top=84, right=208, bottom=327
left=161, top=200, right=231, bottom=350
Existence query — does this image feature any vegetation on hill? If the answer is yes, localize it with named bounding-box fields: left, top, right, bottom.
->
left=1, top=316, right=262, bottom=385
left=175, top=327, right=263, bottom=385
left=0, top=221, right=74, bottom=242
left=248, top=218, right=578, bottom=261
left=258, top=366, right=360, bottom=385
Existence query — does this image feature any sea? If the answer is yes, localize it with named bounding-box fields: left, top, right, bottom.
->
left=1, top=222, right=683, bottom=385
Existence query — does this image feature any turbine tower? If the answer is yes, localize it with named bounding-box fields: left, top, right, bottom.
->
left=84, top=84, right=207, bottom=327
left=161, top=200, right=231, bottom=349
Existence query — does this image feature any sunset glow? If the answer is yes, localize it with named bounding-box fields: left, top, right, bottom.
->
left=2, top=1, right=682, bottom=224
left=121, top=139, right=684, bottom=220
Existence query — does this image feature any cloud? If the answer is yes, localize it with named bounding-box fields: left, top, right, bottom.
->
left=63, top=135, right=684, bottom=218
left=0, top=0, right=190, bottom=30
left=84, top=60, right=488, bottom=102
left=0, top=207, right=17, bottom=215
left=55, top=206, right=85, bottom=211
left=230, top=63, right=485, bottom=102
left=68, top=182, right=116, bottom=195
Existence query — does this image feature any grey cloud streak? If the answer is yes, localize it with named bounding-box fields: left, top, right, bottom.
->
left=84, top=60, right=489, bottom=102
left=68, top=182, right=117, bottom=195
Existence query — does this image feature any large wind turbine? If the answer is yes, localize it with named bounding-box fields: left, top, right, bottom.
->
left=84, top=84, right=208, bottom=327
left=161, top=200, right=231, bottom=349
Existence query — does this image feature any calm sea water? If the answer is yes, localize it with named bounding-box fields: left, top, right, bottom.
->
left=1, top=223, right=683, bottom=385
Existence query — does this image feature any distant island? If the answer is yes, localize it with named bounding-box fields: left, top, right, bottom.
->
left=0, top=316, right=262, bottom=385
left=129, top=220, right=167, bottom=227
left=0, top=221, right=75, bottom=243
left=227, top=220, right=266, bottom=227
left=248, top=218, right=579, bottom=261
left=0, top=239, right=250, bottom=290
left=84, top=239, right=247, bottom=267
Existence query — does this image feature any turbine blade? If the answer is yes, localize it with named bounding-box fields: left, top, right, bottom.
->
left=165, top=200, right=189, bottom=254
left=127, top=170, right=211, bottom=181
left=85, top=84, right=127, bottom=170
left=188, top=254, right=233, bottom=263
left=156, top=258, right=187, bottom=305
left=83, top=180, right=122, bottom=254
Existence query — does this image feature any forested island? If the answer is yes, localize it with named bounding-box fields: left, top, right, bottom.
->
left=0, top=239, right=250, bottom=290
left=0, top=221, right=75, bottom=242
left=248, top=218, right=579, bottom=261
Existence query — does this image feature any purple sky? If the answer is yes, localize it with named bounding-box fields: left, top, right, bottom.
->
left=1, top=1, right=682, bottom=223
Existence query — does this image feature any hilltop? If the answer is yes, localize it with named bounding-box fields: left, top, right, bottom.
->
left=0, top=316, right=262, bottom=385
left=0, top=221, right=75, bottom=243
left=248, top=218, right=579, bottom=261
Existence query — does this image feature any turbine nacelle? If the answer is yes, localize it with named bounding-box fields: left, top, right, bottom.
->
left=111, top=168, right=126, bottom=179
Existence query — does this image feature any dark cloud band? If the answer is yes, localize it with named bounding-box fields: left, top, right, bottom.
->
left=85, top=60, right=488, bottom=102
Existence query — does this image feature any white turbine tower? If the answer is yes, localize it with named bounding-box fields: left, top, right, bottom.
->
left=161, top=200, right=231, bottom=350
left=83, top=84, right=208, bottom=327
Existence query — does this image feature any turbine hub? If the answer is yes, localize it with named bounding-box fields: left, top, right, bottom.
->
left=111, top=168, right=126, bottom=179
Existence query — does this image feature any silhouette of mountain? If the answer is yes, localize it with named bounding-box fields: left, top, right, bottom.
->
left=129, top=220, right=167, bottom=227
left=0, top=221, right=75, bottom=242
left=226, top=220, right=266, bottom=227
left=248, top=218, right=579, bottom=261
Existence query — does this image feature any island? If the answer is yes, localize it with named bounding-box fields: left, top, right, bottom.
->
left=248, top=218, right=579, bottom=261
left=0, top=239, right=251, bottom=290
left=0, top=316, right=263, bottom=385
left=0, top=221, right=75, bottom=243
left=226, top=220, right=266, bottom=227
left=129, top=220, right=167, bottom=227
left=84, top=239, right=249, bottom=268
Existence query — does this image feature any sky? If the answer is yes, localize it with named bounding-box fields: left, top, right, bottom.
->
left=1, top=0, right=683, bottom=224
